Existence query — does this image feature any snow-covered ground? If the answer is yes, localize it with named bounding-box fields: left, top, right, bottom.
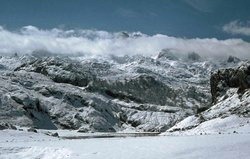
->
left=1, top=130, right=250, bottom=159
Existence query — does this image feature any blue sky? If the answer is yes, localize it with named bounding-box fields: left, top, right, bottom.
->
left=0, top=0, right=249, bottom=40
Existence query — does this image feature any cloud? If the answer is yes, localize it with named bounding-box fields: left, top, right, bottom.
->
left=116, top=8, right=138, bottom=18
left=223, top=20, right=250, bottom=36
left=183, top=0, right=222, bottom=13
left=0, top=25, right=250, bottom=59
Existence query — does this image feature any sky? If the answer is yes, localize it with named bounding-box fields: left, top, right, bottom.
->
left=0, top=0, right=250, bottom=58
left=0, top=0, right=250, bottom=39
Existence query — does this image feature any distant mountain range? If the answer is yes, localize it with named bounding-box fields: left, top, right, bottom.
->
left=0, top=50, right=249, bottom=134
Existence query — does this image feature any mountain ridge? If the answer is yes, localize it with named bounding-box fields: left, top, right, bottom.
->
left=0, top=51, right=248, bottom=133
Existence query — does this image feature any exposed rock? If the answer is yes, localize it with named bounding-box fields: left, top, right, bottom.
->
left=88, top=74, right=174, bottom=105
left=120, top=32, right=129, bottom=38
left=27, top=128, right=38, bottom=133
left=0, top=123, right=8, bottom=130
left=210, top=61, right=250, bottom=103
left=15, top=57, right=95, bottom=87
left=45, top=132, right=59, bottom=137
left=227, top=56, right=241, bottom=63
left=187, top=52, right=201, bottom=61
left=0, top=123, right=17, bottom=130
left=166, top=61, right=250, bottom=135
left=51, top=132, right=59, bottom=137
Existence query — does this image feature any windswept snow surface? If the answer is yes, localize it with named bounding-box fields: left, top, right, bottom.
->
left=1, top=130, right=250, bottom=159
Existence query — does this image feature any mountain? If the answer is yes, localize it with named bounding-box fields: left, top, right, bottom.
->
left=165, top=61, right=250, bottom=135
left=0, top=51, right=247, bottom=133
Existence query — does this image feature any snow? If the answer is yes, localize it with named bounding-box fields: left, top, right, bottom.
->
left=0, top=147, right=71, bottom=159
left=0, top=54, right=249, bottom=158
left=166, top=115, right=250, bottom=135
left=1, top=130, right=250, bottom=159
left=190, top=115, right=250, bottom=134
left=164, top=88, right=250, bottom=135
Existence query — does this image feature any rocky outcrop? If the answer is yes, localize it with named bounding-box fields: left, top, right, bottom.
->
left=210, top=62, right=250, bottom=103
left=88, top=75, right=175, bottom=105
left=165, top=61, right=250, bottom=135
left=15, top=57, right=95, bottom=87
left=227, top=56, right=241, bottom=63
left=0, top=123, right=17, bottom=130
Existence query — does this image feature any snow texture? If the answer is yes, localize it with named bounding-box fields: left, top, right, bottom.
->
left=0, top=130, right=250, bottom=159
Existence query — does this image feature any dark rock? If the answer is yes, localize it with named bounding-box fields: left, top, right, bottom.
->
left=0, top=123, right=17, bottom=130
left=247, top=65, right=250, bottom=74
left=227, top=56, right=241, bottom=63
left=128, top=120, right=141, bottom=127
left=9, top=124, right=17, bottom=130
left=210, top=62, right=250, bottom=103
left=187, top=52, right=201, bottom=61
left=196, top=106, right=209, bottom=114
left=88, top=75, right=174, bottom=105
left=51, top=132, right=59, bottom=137
left=45, top=132, right=59, bottom=137
left=120, top=32, right=129, bottom=38
left=27, top=128, right=38, bottom=133
left=78, top=127, right=89, bottom=133
left=0, top=123, right=8, bottom=130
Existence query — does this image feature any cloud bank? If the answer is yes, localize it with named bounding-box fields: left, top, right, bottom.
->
left=223, top=20, right=250, bottom=36
left=0, top=25, right=250, bottom=59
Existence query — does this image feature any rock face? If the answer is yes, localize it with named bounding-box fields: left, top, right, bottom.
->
left=15, top=57, right=95, bottom=87
left=166, top=61, right=250, bottom=135
left=0, top=54, right=242, bottom=132
left=211, top=62, right=250, bottom=103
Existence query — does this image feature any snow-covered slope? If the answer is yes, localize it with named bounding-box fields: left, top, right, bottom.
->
left=165, top=61, right=250, bottom=135
left=0, top=51, right=246, bottom=132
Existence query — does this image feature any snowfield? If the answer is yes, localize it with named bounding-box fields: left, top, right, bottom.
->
left=1, top=130, right=250, bottom=159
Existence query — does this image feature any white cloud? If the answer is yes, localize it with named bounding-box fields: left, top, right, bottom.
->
left=0, top=26, right=250, bottom=59
left=223, top=20, right=250, bottom=36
